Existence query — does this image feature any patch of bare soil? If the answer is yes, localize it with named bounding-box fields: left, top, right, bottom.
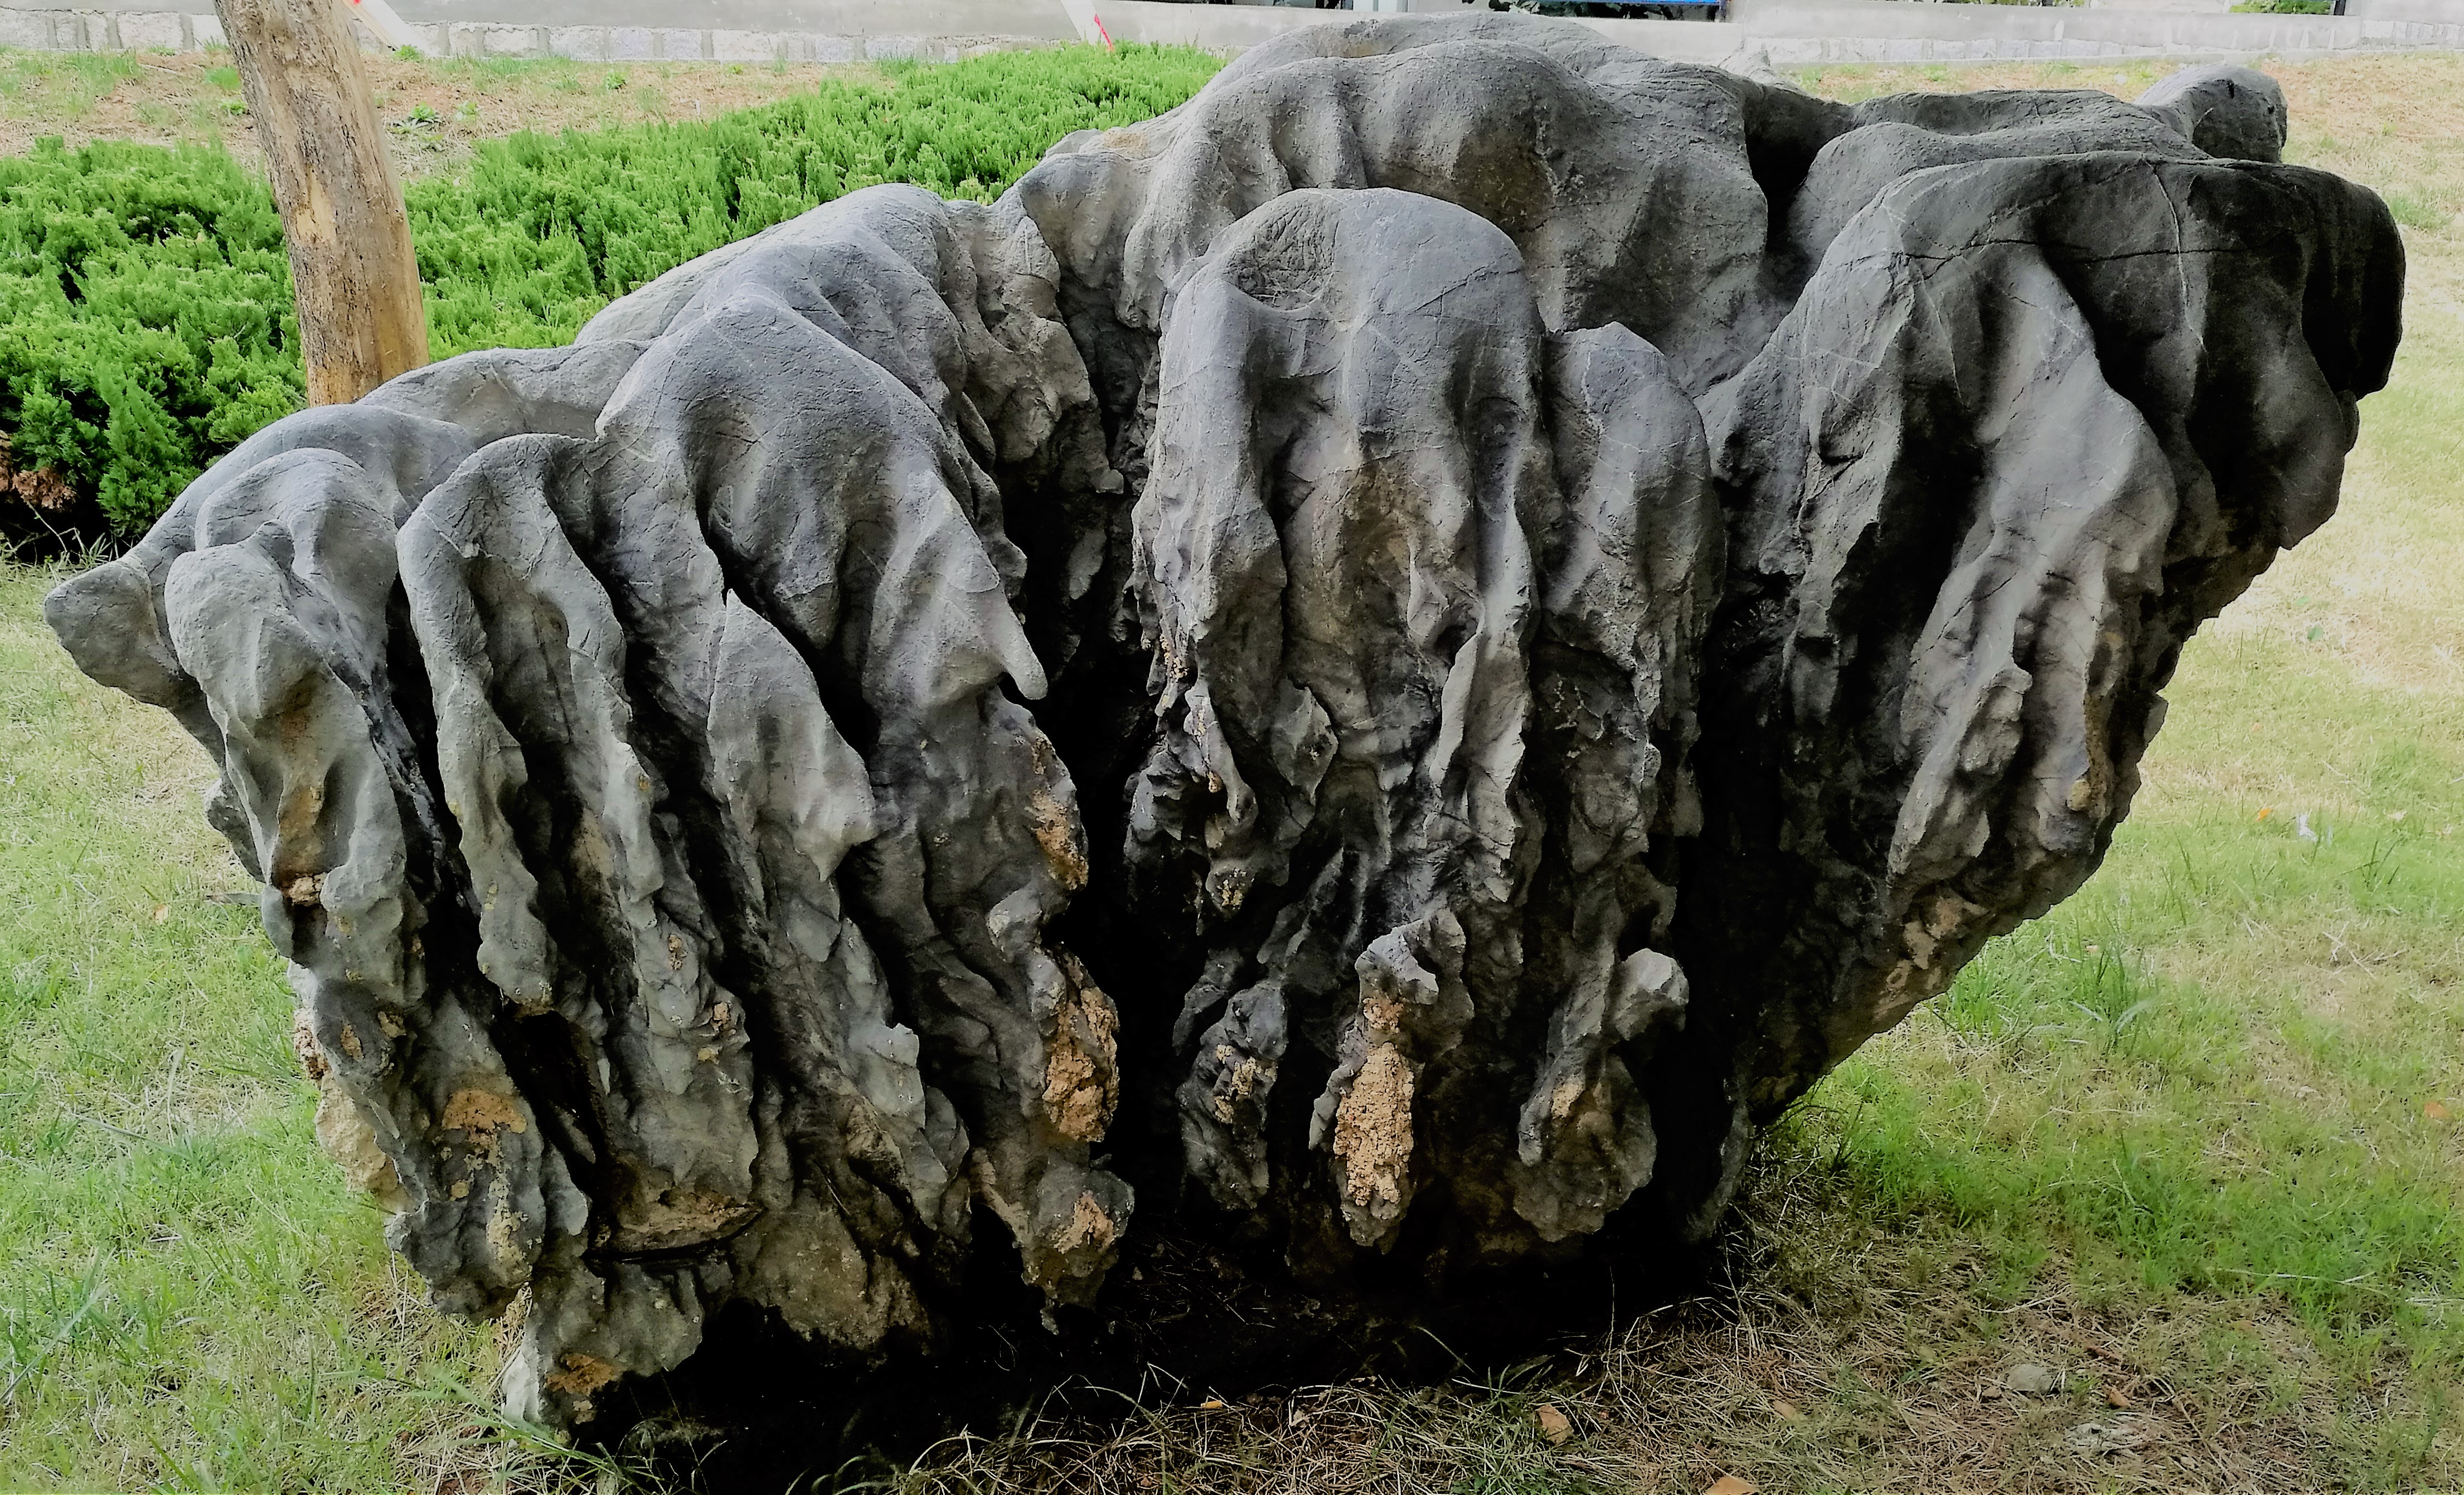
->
left=0, top=48, right=882, bottom=177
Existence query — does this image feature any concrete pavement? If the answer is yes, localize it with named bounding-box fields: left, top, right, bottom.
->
left=4, top=0, right=2460, bottom=67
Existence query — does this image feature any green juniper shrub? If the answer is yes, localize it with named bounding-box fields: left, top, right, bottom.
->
left=0, top=44, right=1221, bottom=547
left=0, top=136, right=300, bottom=542
left=408, top=45, right=1220, bottom=353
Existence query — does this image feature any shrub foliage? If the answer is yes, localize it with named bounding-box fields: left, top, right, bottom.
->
left=0, top=139, right=300, bottom=535
left=0, top=45, right=1219, bottom=540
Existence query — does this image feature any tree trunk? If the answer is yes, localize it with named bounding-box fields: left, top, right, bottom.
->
left=216, top=0, right=428, bottom=405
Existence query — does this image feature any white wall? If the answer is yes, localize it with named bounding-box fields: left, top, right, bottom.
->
left=2348, top=0, right=2462, bottom=21
left=1098, top=0, right=2464, bottom=61
left=2084, top=0, right=2234, bottom=14
left=1721, top=0, right=2464, bottom=60
left=4, top=0, right=2460, bottom=63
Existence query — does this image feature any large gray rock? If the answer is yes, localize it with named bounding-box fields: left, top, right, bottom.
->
left=46, top=19, right=2399, bottom=1440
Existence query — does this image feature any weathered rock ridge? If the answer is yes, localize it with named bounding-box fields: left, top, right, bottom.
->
left=48, top=18, right=2399, bottom=1434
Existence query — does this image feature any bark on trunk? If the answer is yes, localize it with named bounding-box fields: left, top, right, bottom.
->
left=216, top=0, right=428, bottom=405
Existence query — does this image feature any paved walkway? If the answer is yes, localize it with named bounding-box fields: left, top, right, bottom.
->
left=7, top=0, right=2460, bottom=67
left=33, top=0, right=1076, bottom=36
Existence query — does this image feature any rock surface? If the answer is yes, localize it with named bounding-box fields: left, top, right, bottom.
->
left=47, top=20, right=2399, bottom=1436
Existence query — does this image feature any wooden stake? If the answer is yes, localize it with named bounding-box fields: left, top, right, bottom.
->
left=216, top=0, right=429, bottom=405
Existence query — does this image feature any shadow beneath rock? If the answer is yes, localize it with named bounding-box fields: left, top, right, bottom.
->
left=584, top=1212, right=1723, bottom=1493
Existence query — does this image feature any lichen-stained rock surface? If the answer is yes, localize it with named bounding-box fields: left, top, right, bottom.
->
left=46, top=16, right=2400, bottom=1442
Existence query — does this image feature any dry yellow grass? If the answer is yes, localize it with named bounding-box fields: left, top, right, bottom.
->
left=0, top=47, right=886, bottom=177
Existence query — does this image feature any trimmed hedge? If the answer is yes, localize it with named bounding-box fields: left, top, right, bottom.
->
left=0, top=45, right=1219, bottom=541
left=0, top=139, right=300, bottom=534
left=413, top=45, right=1221, bottom=355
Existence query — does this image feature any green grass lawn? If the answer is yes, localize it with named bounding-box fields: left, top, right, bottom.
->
left=2, top=51, right=2460, bottom=1495
left=0, top=562, right=574, bottom=1490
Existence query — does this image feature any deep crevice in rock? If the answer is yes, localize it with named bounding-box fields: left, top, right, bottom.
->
left=43, top=16, right=2400, bottom=1475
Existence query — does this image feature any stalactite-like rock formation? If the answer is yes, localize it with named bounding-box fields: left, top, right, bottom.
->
left=48, top=17, right=2399, bottom=1436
